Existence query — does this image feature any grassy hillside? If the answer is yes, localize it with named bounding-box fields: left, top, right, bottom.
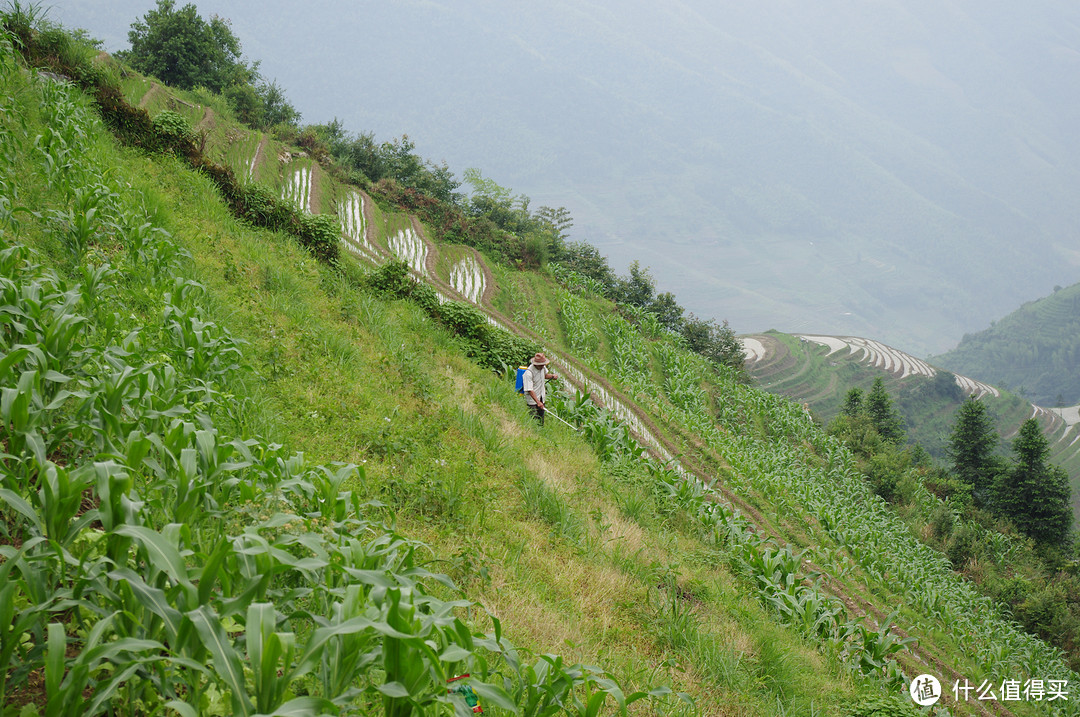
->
left=932, top=282, right=1080, bottom=407
left=3, top=15, right=1080, bottom=717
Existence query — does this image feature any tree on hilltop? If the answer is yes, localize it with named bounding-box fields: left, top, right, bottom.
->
left=122, top=0, right=254, bottom=92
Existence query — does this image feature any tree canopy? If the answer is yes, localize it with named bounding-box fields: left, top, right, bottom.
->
left=947, top=397, right=1002, bottom=508
left=865, top=377, right=906, bottom=445
left=994, top=419, right=1072, bottom=548
left=122, top=0, right=254, bottom=92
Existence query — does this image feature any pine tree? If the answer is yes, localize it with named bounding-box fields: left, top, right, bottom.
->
left=865, top=377, right=905, bottom=444
left=995, top=419, right=1073, bottom=547
left=948, top=397, right=1000, bottom=507
left=842, top=387, right=864, bottom=418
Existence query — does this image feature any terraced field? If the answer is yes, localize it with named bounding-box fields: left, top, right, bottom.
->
left=795, top=334, right=997, bottom=396
left=387, top=225, right=427, bottom=275
left=450, top=255, right=486, bottom=304
left=281, top=163, right=313, bottom=213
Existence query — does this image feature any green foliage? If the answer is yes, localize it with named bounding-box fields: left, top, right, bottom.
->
left=865, top=378, right=906, bottom=445
left=13, top=13, right=1080, bottom=707
left=224, top=79, right=300, bottom=131
left=150, top=108, right=197, bottom=155
left=0, top=68, right=684, bottom=712
left=122, top=0, right=299, bottom=134
left=948, top=397, right=1002, bottom=507
left=254, top=79, right=300, bottom=129
left=681, top=315, right=745, bottom=372
left=995, top=419, right=1073, bottom=548
left=934, top=281, right=1080, bottom=406
left=3, top=8, right=336, bottom=267
left=318, top=128, right=461, bottom=204
left=613, top=260, right=655, bottom=308
left=367, top=261, right=539, bottom=371
left=554, top=241, right=618, bottom=293
left=550, top=249, right=744, bottom=373
left=842, top=387, right=863, bottom=418
left=294, top=212, right=341, bottom=265
left=121, top=0, right=254, bottom=93
left=845, top=693, right=922, bottom=716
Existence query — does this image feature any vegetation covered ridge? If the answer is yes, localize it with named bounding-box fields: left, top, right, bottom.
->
left=931, top=282, right=1080, bottom=409
left=2, top=6, right=1080, bottom=717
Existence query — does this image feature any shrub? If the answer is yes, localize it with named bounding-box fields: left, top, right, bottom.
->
left=150, top=108, right=196, bottom=154
left=295, top=212, right=340, bottom=264
left=367, top=261, right=538, bottom=371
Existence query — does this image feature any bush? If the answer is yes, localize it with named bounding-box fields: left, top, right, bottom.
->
left=846, top=694, right=922, bottom=717
left=295, top=212, right=340, bottom=264
left=367, top=261, right=539, bottom=371
left=150, top=109, right=196, bottom=153
left=945, top=521, right=981, bottom=567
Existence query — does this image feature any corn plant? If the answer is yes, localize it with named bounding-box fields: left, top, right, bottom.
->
left=557, top=288, right=599, bottom=361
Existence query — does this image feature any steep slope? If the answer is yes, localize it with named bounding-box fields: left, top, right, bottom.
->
left=932, top=282, right=1080, bottom=407
left=4, top=19, right=1080, bottom=716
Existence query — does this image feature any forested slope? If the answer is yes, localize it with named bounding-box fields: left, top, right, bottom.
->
left=933, top=282, right=1080, bottom=407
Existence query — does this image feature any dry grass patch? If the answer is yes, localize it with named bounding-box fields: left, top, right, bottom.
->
left=603, top=510, right=649, bottom=553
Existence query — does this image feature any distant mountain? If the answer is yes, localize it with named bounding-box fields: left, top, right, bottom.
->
left=47, top=1, right=1080, bottom=354
left=931, top=282, right=1080, bottom=406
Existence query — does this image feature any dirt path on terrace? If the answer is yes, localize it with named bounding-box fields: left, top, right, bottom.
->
left=196, top=106, right=216, bottom=135
left=475, top=248, right=497, bottom=305
left=358, top=189, right=382, bottom=255
left=138, top=82, right=163, bottom=109
left=352, top=189, right=391, bottom=263
left=413, top=216, right=439, bottom=279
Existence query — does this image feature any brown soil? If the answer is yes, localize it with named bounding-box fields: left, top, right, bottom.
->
left=195, top=106, right=216, bottom=135
left=138, top=82, right=162, bottom=109
left=413, top=216, right=438, bottom=278
left=473, top=247, right=497, bottom=305
left=358, top=189, right=392, bottom=261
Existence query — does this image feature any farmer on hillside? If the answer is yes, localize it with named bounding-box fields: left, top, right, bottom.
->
left=523, top=352, right=558, bottom=425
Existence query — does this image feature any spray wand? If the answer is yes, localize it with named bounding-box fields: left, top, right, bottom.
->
left=544, top=408, right=580, bottom=432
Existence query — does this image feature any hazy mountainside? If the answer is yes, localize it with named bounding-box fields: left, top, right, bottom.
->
left=932, top=282, right=1080, bottom=407
left=8, top=18, right=1080, bottom=713
left=744, top=331, right=1080, bottom=513
left=47, top=0, right=1080, bottom=355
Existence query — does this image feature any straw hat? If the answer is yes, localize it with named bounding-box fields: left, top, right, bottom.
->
left=530, top=352, right=550, bottom=366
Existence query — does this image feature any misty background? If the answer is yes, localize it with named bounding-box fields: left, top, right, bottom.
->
left=49, top=0, right=1080, bottom=355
